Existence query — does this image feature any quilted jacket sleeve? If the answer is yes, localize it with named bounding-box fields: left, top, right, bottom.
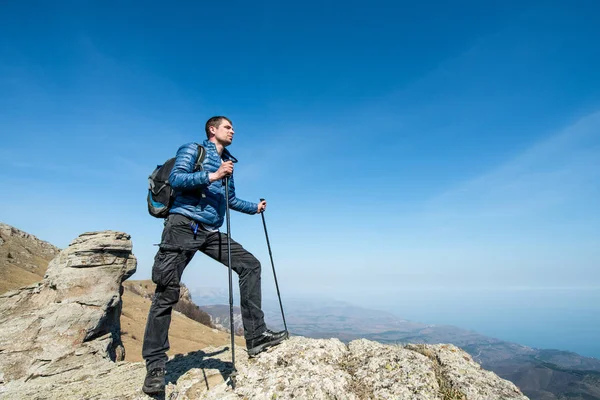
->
left=227, top=174, right=258, bottom=214
left=169, top=143, right=211, bottom=190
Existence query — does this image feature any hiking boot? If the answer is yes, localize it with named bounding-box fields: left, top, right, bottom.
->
left=247, top=329, right=289, bottom=357
left=142, top=367, right=166, bottom=395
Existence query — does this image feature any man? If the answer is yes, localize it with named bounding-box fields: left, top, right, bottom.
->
left=141, top=116, right=288, bottom=395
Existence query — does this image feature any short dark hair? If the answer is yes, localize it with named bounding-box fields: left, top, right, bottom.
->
left=205, top=116, right=232, bottom=138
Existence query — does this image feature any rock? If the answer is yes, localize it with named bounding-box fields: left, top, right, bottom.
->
left=1, top=337, right=529, bottom=400
left=180, top=283, right=192, bottom=302
left=0, top=230, right=136, bottom=385
left=345, top=339, right=439, bottom=399
left=173, top=338, right=528, bottom=400
left=406, top=343, right=528, bottom=400
left=200, top=304, right=244, bottom=333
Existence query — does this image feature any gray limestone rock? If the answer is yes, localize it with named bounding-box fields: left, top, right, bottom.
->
left=0, top=337, right=529, bottom=400
left=0, top=230, right=136, bottom=385
left=406, top=343, right=528, bottom=400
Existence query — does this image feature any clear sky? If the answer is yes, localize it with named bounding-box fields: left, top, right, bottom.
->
left=1, top=1, right=599, bottom=354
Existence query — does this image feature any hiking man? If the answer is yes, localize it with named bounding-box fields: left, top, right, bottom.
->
left=142, top=116, right=288, bottom=395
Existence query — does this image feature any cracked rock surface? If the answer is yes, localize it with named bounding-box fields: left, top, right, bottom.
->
left=0, top=231, right=136, bottom=385
left=1, top=337, right=528, bottom=400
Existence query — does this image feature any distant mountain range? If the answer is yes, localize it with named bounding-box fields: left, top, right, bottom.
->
left=191, top=286, right=600, bottom=400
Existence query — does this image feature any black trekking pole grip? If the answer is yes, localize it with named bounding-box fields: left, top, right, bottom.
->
left=225, top=177, right=237, bottom=387
left=259, top=198, right=288, bottom=333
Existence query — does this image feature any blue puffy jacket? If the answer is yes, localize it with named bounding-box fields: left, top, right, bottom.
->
left=168, top=140, right=257, bottom=228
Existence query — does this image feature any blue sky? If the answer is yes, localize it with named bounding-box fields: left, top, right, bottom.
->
left=1, top=1, right=600, bottom=354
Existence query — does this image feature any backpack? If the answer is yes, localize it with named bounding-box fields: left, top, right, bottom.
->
left=147, top=144, right=206, bottom=218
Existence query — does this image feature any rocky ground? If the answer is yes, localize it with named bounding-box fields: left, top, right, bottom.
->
left=1, top=336, right=529, bottom=400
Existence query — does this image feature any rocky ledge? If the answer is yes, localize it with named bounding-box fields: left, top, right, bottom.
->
left=1, top=336, right=528, bottom=399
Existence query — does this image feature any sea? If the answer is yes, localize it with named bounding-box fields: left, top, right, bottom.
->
left=367, top=287, right=600, bottom=359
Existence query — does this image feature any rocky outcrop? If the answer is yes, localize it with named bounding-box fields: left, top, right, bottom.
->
left=0, top=230, right=136, bottom=386
left=1, top=337, right=528, bottom=399
left=200, top=304, right=244, bottom=333
left=213, top=338, right=528, bottom=400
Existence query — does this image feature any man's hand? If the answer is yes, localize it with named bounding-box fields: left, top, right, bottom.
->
left=209, top=161, right=234, bottom=182
left=257, top=199, right=267, bottom=213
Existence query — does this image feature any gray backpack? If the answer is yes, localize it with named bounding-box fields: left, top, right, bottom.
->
left=147, top=144, right=206, bottom=218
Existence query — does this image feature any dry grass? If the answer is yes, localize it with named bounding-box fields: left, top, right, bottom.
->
left=121, top=280, right=245, bottom=362
left=0, top=264, right=45, bottom=294
left=0, top=229, right=57, bottom=294
left=339, top=353, right=373, bottom=400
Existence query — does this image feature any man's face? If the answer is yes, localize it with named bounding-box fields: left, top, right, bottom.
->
left=211, top=119, right=234, bottom=146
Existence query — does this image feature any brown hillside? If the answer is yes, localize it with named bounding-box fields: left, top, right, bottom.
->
left=0, top=222, right=243, bottom=363
left=0, top=223, right=60, bottom=293
left=121, top=280, right=244, bottom=362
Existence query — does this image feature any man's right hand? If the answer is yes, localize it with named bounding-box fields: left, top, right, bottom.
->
left=209, top=160, right=234, bottom=182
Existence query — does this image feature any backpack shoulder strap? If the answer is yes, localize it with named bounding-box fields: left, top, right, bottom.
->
left=194, top=143, right=206, bottom=171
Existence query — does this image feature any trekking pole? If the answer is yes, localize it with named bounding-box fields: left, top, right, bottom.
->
left=259, top=198, right=288, bottom=333
left=225, top=177, right=237, bottom=388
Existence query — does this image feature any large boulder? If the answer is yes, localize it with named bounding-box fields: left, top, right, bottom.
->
left=0, top=231, right=136, bottom=384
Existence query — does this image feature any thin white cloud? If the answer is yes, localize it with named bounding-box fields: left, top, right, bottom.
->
left=425, top=110, right=600, bottom=218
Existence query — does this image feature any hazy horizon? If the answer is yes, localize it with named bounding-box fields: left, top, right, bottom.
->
left=187, top=282, right=600, bottom=360
left=364, top=287, right=600, bottom=360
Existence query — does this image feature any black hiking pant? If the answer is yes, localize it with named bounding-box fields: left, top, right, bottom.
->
left=142, top=213, right=266, bottom=371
